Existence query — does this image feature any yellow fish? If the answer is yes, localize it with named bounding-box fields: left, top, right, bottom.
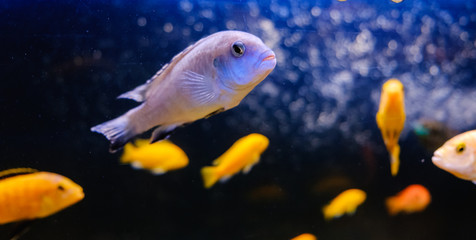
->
left=201, top=133, right=269, bottom=189
left=322, top=189, right=366, bottom=220
left=376, top=79, right=405, bottom=176
left=0, top=169, right=84, bottom=225
left=121, top=139, right=189, bottom=175
left=432, top=130, right=476, bottom=183
left=291, top=233, right=317, bottom=240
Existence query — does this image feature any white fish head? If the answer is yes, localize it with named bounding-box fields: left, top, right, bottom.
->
left=432, top=131, right=476, bottom=180
left=213, top=31, right=276, bottom=91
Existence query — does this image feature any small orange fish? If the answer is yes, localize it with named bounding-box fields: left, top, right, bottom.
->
left=385, top=184, right=431, bottom=216
left=0, top=169, right=84, bottom=225
left=291, top=233, right=317, bottom=240
left=376, top=79, right=405, bottom=176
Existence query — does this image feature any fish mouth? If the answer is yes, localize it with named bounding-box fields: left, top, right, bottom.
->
left=262, top=54, right=276, bottom=62
left=431, top=151, right=442, bottom=164
left=258, top=50, right=276, bottom=64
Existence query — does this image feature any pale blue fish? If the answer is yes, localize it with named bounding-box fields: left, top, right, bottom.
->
left=91, top=31, right=276, bottom=152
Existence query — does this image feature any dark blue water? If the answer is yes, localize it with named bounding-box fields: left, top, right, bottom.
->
left=1, top=0, right=476, bottom=239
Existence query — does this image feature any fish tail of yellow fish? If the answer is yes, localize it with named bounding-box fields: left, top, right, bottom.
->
left=201, top=166, right=220, bottom=189
left=120, top=143, right=136, bottom=164
left=322, top=204, right=336, bottom=221
left=390, top=144, right=400, bottom=176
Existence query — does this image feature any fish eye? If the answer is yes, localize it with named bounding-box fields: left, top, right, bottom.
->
left=455, top=143, right=466, bottom=154
left=57, top=185, right=65, bottom=191
left=231, top=41, right=245, bottom=57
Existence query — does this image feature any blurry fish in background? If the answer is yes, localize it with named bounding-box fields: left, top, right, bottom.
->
left=392, top=0, right=403, bottom=3
left=310, top=174, right=353, bottom=195
left=91, top=30, right=276, bottom=152
left=432, top=130, right=476, bottom=184
left=322, top=189, right=366, bottom=221
left=0, top=168, right=84, bottom=225
left=120, top=139, right=189, bottom=175
left=245, top=183, right=286, bottom=203
left=385, top=184, right=431, bottom=216
left=376, top=79, right=406, bottom=176
left=291, top=233, right=317, bottom=240
left=201, top=133, right=269, bottom=189
left=413, top=119, right=457, bottom=153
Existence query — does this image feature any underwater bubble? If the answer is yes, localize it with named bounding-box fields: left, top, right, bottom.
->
left=248, top=2, right=260, bottom=17
left=330, top=10, right=342, bottom=25
left=459, top=16, right=468, bottom=26
left=388, top=40, right=398, bottom=50
left=200, top=9, right=214, bottom=20
left=459, top=32, right=469, bottom=41
left=311, top=6, right=321, bottom=17
left=193, top=22, right=203, bottom=32
left=182, top=28, right=191, bottom=36
left=426, top=44, right=436, bottom=54
left=179, top=0, right=193, bottom=13
left=163, top=22, right=173, bottom=33
left=137, top=17, right=147, bottom=27
left=226, top=20, right=236, bottom=30
left=429, top=65, right=440, bottom=76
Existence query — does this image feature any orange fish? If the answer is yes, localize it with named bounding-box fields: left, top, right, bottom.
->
left=291, top=233, right=317, bottom=240
left=385, top=184, right=431, bottom=216
left=0, top=169, right=84, bottom=225
left=376, top=79, right=405, bottom=176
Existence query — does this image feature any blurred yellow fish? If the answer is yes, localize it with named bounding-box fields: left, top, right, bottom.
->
left=392, top=0, right=403, bottom=3
left=432, top=130, right=476, bottom=183
left=121, top=139, right=189, bottom=175
left=322, top=189, right=366, bottom=220
left=386, top=184, right=431, bottom=215
left=291, top=233, right=317, bottom=240
left=0, top=169, right=84, bottom=225
left=201, top=133, right=269, bottom=189
left=376, top=79, right=405, bottom=176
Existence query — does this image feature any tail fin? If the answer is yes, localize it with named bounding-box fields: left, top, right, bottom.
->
left=91, top=114, right=136, bottom=153
left=120, top=142, right=135, bottom=163
left=390, top=145, right=400, bottom=176
left=201, top=166, right=220, bottom=189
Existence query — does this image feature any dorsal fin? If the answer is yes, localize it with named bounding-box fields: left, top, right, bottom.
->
left=0, top=168, right=38, bottom=180
left=145, top=34, right=215, bottom=98
left=119, top=33, right=215, bottom=102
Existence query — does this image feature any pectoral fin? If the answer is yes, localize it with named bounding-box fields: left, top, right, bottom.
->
left=150, top=124, right=181, bottom=143
left=242, top=154, right=261, bottom=174
left=180, top=70, right=217, bottom=105
left=204, top=108, right=224, bottom=119
left=220, top=175, right=232, bottom=182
